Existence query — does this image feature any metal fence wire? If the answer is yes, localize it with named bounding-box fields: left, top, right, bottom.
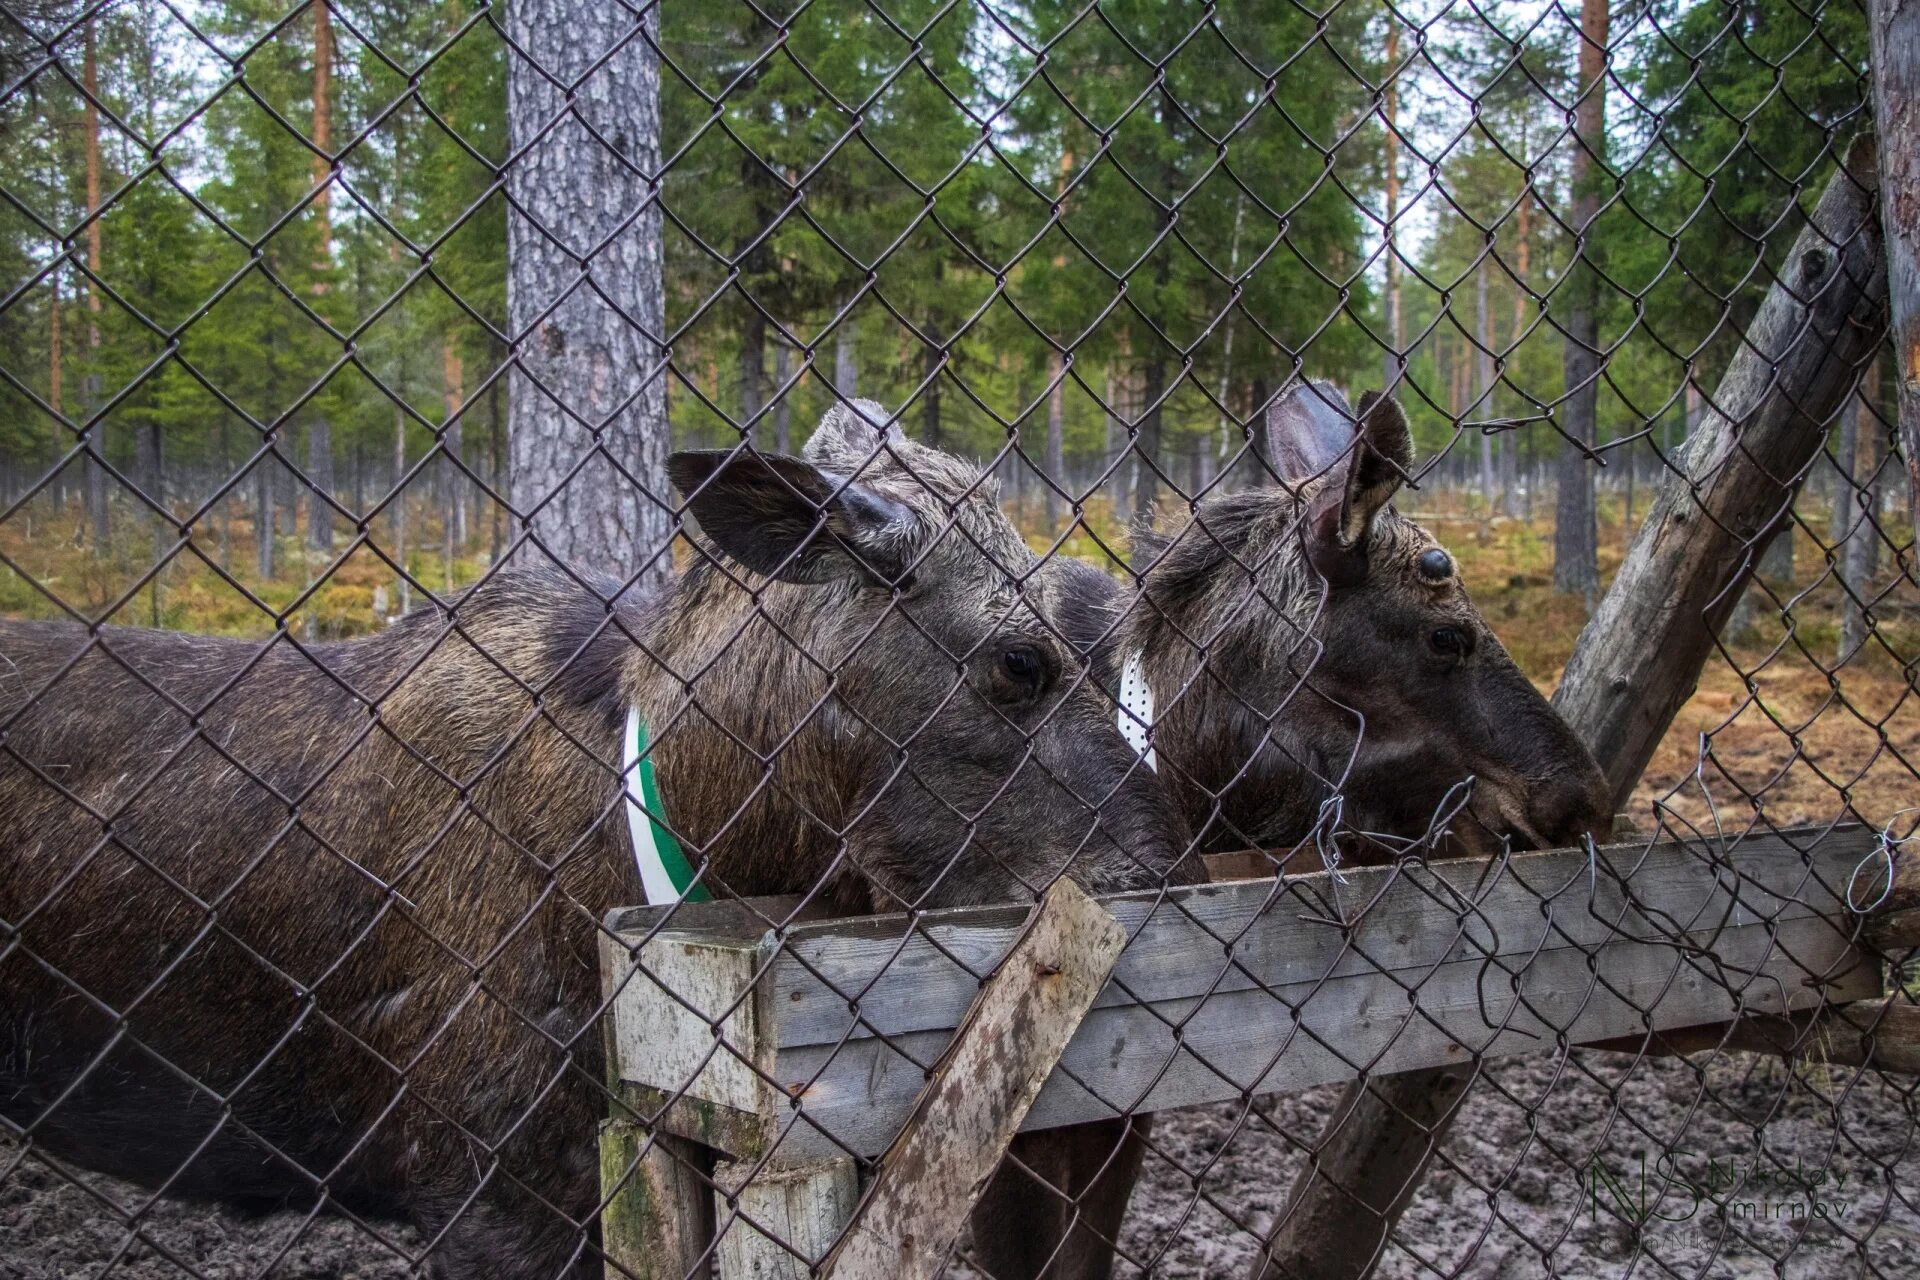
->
left=0, top=0, right=1916, bottom=1277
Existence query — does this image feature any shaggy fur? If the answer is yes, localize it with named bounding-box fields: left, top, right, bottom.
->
left=0, top=403, right=1189, bottom=1279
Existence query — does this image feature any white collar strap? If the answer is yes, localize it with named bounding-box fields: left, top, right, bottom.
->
left=623, top=706, right=709, bottom=905
left=1117, top=650, right=1157, bottom=771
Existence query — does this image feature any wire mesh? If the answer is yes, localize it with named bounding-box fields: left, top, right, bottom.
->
left=0, top=0, right=1914, bottom=1277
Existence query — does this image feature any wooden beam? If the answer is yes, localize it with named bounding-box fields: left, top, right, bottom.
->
left=1253, top=142, right=1891, bottom=1280
left=1868, top=0, right=1920, bottom=530
left=603, top=828, right=1878, bottom=1163
left=823, top=879, right=1126, bottom=1280
left=1584, top=997, right=1920, bottom=1075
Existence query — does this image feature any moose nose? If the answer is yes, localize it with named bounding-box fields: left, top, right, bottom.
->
left=1526, top=767, right=1612, bottom=847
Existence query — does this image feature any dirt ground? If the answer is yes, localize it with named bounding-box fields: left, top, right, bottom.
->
left=8, top=1046, right=1919, bottom=1277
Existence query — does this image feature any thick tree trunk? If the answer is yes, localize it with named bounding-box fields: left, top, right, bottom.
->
left=1249, top=142, right=1886, bottom=1280
left=1868, top=0, right=1920, bottom=530
left=1553, top=0, right=1611, bottom=608
left=506, top=0, right=670, bottom=589
left=49, top=268, right=63, bottom=512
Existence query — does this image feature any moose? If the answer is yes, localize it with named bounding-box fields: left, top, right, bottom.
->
left=941, top=381, right=1613, bottom=1279
left=0, top=414, right=1191, bottom=1279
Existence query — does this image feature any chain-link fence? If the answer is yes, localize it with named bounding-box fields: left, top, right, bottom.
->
left=0, top=1, right=1915, bottom=1277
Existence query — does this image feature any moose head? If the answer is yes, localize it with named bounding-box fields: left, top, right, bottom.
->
left=649, top=400, right=1196, bottom=910
left=1054, top=380, right=1611, bottom=862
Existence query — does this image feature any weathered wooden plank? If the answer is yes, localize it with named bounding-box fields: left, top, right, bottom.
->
left=822, top=879, right=1126, bottom=1280
left=770, top=828, right=1870, bottom=1051
left=601, top=831, right=1880, bottom=1162
left=712, top=1156, right=858, bottom=1280
left=598, top=1122, right=712, bottom=1280
left=1588, top=996, right=1920, bottom=1074
left=769, top=911, right=1875, bottom=1160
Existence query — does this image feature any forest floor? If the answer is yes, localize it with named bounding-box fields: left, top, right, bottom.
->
left=2, top=490, right=1916, bottom=1276
left=8, top=1046, right=1920, bottom=1277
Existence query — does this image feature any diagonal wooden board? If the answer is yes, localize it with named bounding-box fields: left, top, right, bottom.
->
left=820, top=878, right=1125, bottom=1280
left=601, top=826, right=1883, bottom=1164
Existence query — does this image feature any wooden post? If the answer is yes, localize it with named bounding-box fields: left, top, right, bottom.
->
left=824, top=879, right=1126, bottom=1280
left=600, top=1123, right=713, bottom=1280
left=713, top=1156, right=859, bottom=1280
left=1867, top=0, right=1920, bottom=530
left=1250, top=143, right=1889, bottom=1280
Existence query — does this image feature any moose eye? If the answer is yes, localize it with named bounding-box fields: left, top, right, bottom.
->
left=1001, top=644, right=1045, bottom=687
left=1429, top=626, right=1469, bottom=658
left=1417, top=548, right=1453, bottom=581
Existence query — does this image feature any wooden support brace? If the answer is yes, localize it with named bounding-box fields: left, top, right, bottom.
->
left=824, top=878, right=1126, bottom=1280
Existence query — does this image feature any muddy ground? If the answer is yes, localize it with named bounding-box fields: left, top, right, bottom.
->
left=7, top=1047, right=1919, bottom=1278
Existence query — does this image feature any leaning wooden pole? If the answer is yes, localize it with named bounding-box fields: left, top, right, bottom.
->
left=1250, top=139, right=1887, bottom=1280
left=1868, top=0, right=1920, bottom=530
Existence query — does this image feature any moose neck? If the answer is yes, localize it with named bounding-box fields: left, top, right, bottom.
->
left=616, top=563, right=875, bottom=906
left=1110, top=493, right=1332, bottom=853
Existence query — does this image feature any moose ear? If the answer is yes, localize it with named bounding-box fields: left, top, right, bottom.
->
left=1332, top=390, right=1413, bottom=547
left=1265, top=379, right=1357, bottom=480
left=668, top=450, right=917, bottom=586
left=802, top=399, right=905, bottom=473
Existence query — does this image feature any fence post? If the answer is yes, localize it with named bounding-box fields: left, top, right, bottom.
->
left=1249, top=138, right=1889, bottom=1280
left=600, top=1123, right=713, bottom=1280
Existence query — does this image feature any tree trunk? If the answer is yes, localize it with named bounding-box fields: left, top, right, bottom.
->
left=920, top=341, right=942, bottom=449
left=255, top=457, right=275, bottom=581
left=1131, top=352, right=1164, bottom=526
left=506, top=0, right=670, bottom=589
left=770, top=339, right=791, bottom=454
left=1380, top=21, right=1402, bottom=393
left=49, top=266, right=64, bottom=513
left=1553, top=0, right=1610, bottom=609
left=739, top=304, right=765, bottom=438
left=442, top=337, right=466, bottom=548
left=1502, top=187, right=1531, bottom=517
left=834, top=314, right=858, bottom=397
left=83, top=20, right=108, bottom=549
left=1249, top=142, right=1886, bottom=1280
left=304, top=3, right=335, bottom=553
left=1841, top=359, right=1885, bottom=659
left=1045, top=349, right=1066, bottom=524
left=393, top=408, right=410, bottom=611
left=1476, top=265, right=1495, bottom=523
left=1868, top=0, right=1920, bottom=531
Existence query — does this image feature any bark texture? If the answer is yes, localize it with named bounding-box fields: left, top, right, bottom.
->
left=1250, top=142, right=1886, bottom=1280
left=1868, top=0, right=1920, bottom=530
left=1552, top=0, right=1610, bottom=605
left=506, top=0, right=670, bottom=589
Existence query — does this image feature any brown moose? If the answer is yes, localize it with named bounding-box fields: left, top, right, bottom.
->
left=0, top=411, right=1189, bottom=1279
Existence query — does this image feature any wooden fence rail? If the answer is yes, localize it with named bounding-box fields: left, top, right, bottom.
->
left=596, top=824, right=1894, bottom=1278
